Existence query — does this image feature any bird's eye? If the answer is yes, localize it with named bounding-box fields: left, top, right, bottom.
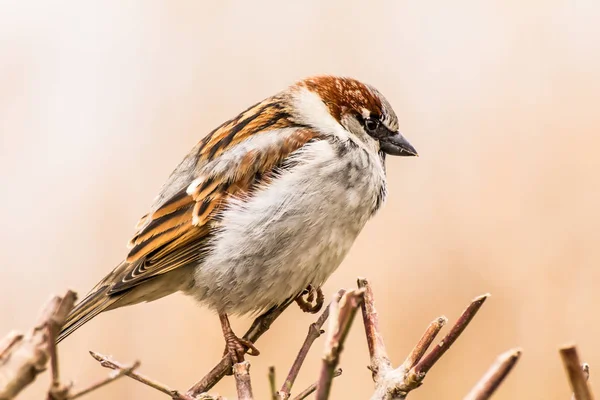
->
left=364, top=118, right=379, bottom=132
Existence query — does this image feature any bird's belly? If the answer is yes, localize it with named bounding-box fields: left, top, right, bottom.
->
left=190, top=141, right=384, bottom=315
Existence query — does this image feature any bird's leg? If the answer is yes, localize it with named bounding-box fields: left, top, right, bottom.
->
left=219, top=312, right=260, bottom=364
left=295, top=284, right=324, bottom=314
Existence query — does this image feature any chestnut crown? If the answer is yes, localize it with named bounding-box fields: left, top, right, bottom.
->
left=298, top=76, right=417, bottom=157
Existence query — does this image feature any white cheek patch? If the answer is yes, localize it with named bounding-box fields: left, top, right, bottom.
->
left=293, top=87, right=380, bottom=155
left=292, top=88, right=349, bottom=140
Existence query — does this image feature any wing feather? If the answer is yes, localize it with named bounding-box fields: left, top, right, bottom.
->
left=59, top=93, right=319, bottom=341
left=115, top=126, right=318, bottom=292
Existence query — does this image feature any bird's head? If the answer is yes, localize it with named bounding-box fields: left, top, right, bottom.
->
left=290, top=75, right=418, bottom=157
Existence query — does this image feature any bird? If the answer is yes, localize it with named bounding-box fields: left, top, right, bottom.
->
left=56, top=75, right=418, bottom=362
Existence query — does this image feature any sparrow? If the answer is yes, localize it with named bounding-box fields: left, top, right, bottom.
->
left=56, top=75, right=417, bottom=362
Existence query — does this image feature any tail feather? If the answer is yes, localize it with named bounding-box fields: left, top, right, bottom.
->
left=57, top=261, right=133, bottom=343
left=57, top=255, right=188, bottom=343
left=56, top=286, right=119, bottom=343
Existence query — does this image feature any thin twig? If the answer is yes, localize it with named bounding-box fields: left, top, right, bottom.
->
left=0, top=331, right=24, bottom=359
left=279, top=290, right=345, bottom=399
left=358, top=277, right=392, bottom=382
left=358, top=279, right=490, bottom=399
left=560, top=345, right=594, bottom=400
left=269, top=366, right=277, bottom=400
left=68, top=361, right=140, bottom=400
left=279, top=315, right=324, bottom=397
left=292, top=368, right=342, bottom=400
left=315, top=289, right=365, bottom=400
left=463, top=348, right=522, bottom=400
left=47, top=321, right=71, bottom=400
left=90, top=351, right=196, bottom=400
left=47, top=322, right=61, bottom=392
left=0, top=290, right=76, bottom=400
left=187, top=297, right=296, bottom=397
left=583, top=364, right=591, bottom=381
left=233, top=361, right=253, bottom=400
left=47, top=291, right=79, bottom=399
left=400, top=317, right=447, bottom=371
left=572, top=364, right=591, bottom=400
left=411, top=294, right=489, bottom=378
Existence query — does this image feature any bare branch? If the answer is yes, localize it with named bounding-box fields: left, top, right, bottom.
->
left=269, top=366, right=277, bottom=400
left=45, top=291, right=79, bottom=400
left=46, top=292, right=78, bottom=399
left=89, top=351, right=196, bottom=400
left=0, top=331, right=23, bottom=359
left=560, top=345, right=594, bottom=400
left=279, top=321, right=323, bottom=398
left=463, top=348, right=522, bottom=400
left=0, top=290, right=76, bottom=400
left=67, top=361, right=140, bottom=400
left=47, top=320, right=72, bottom=400
left=0, top=280, right=508, bottom=400
left=233, top=361, right=253, bottom=400
left=357, top=279, right=490, bottom=400
left=583, top=364, right=591, bottom=381
left=411, top=294, right=489, bottom=378
left=279, top=290, right=345, bottom=399
left=315, top=289, right=365, bottom=400
left=357, top=277, right=392, bottom=382
left=187, top=297, right=296, bottom=397
left=292, top=368, right=342, bottom=400
left=47, top=322, right=64, bottom=398
left=400, top=317, right=447, bottom=372
left=572, top=364, right=592, bottom=400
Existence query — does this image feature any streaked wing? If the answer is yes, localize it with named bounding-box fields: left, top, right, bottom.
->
left=58, top=90, right=320, bottom=343
left=108, top=102, right=317, bottom=294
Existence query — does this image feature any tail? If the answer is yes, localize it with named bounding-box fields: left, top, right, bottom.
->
left=56, top=261, right=132, bottom=343
left=56, top=285, right=120, bottom=343
left=57, top=255, right=188, bottom=343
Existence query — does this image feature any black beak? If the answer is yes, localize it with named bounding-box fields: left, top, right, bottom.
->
left=380, top=132, right=418, bottom=156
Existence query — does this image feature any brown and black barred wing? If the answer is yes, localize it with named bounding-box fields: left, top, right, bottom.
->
left=57, top=98, right=317, bottom=343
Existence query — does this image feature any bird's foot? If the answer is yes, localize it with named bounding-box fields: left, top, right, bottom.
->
left=219, top=313, right=260, bottom=364
left=295, top=284, right=324, bottom=314
left=223, top=334, right=260, bottom=364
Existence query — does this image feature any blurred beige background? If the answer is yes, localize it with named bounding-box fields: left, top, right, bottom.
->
left=1, top=1, right=599, bottom=399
